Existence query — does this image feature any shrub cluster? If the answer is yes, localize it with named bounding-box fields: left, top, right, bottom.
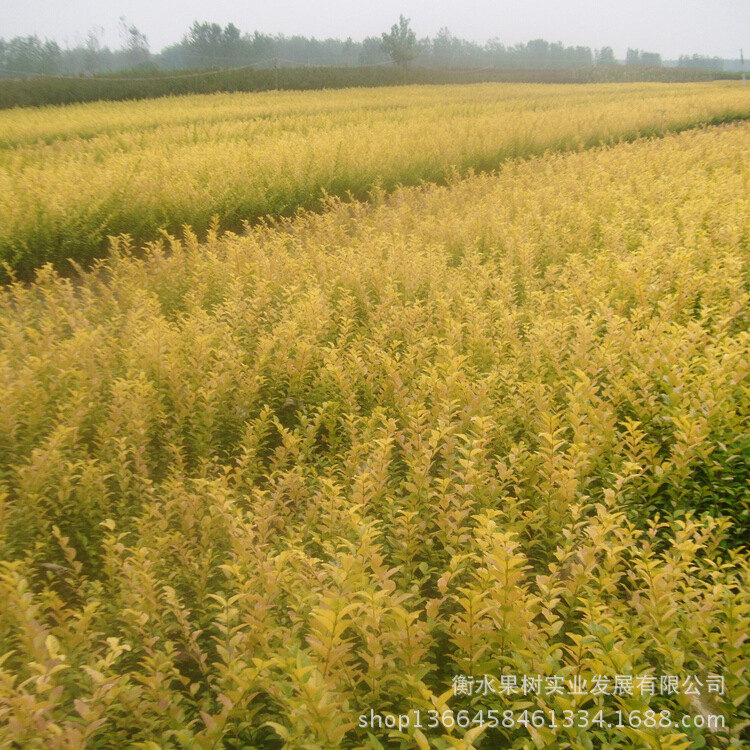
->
left=1, top=121, right=749, bottom=747
left=2, top=81, right=750, bottom=281
left=0, top=64, right=735, bottom=110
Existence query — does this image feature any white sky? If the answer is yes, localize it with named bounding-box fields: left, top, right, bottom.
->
left=1, top=0, right=748, bottom=59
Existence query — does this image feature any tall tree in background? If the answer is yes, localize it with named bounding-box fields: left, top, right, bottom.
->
left=119, top=18, right=150, bottom=69
left=626, top=48, right=662, bottom=67
left=381, top=15, right=419, bottom=69
left=84, top=26, right=105, bottom=74
left=640, top=51, right=662, bottom=66
left=626, top=48, right=641, bottom=66
left=596, top=46, right=616, bottom=65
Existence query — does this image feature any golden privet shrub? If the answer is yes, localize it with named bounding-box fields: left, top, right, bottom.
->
left=0, top=121, right=749, bottom=748
left=1, top=81, right=750, bottom=277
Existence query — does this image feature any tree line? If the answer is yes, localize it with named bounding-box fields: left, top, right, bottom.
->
left=0, top=17, right=734, bottom=80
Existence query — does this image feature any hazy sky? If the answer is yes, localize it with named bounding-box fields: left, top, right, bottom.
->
left=1, top=0, right=748, bottom=59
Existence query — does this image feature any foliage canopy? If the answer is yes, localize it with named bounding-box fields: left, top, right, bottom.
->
left=381, top=15, right=419, bottom=69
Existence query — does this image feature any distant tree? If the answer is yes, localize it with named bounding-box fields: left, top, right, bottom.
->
left=188, top=21, right=223, bottom=49
left=221, top=23, right=244, bottom=65
left=183, top=22, right=249, bottom=67
left=626, top=48, right=641, bottom=66
left=526, top=38, right=550, bottom=67
left=573, top=45, right=594, bottom=66
left=0, top=35, right=62, bottom=77
left=381, top=15, right=419, bottom=69
left=678, top=54, right=723, bottom=71
left=640, top=51, right=662, bottom=66
left=596, top=46, right=616, bottom=65
left=85, top=26, right=105, bottom=73
left=185, top=21, right=222, bottom=66
left=342, top=37, right=357, bottom=66
left=223, top=23, right=241, bottom=44
left=119, top=18, right=150, bottom=69
left=247, top=31, right=276, bottom=66
left=485, top=38, right=510, bottom=68
left=626, top=48, right=661, bottom=67
left=360, top=36, right=387, bottom=65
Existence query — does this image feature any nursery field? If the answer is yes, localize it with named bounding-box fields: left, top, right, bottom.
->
left=2, top=81, right=750, bottom=280
left=1, top=85, right=750, bottom=750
